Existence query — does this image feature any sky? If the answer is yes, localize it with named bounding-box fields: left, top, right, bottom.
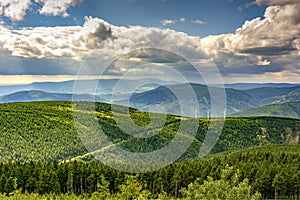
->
left=0, top=0, right=299, bottom=84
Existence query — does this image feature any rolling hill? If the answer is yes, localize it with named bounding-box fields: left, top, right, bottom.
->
left=0, top=101, right=299, bottom=163
left=243, top=86, right=300, bottom=105
left=230, top=101, right=300, bottom=119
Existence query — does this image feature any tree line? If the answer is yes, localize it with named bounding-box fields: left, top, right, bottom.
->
left=0, top=145, right=299, bottom=199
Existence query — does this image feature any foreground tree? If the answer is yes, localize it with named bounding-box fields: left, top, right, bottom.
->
left=180, top=165, right=261, bottom=200
left=115, top=175, right=151, bottom=199
left=91, top=175, right=111, bottom=200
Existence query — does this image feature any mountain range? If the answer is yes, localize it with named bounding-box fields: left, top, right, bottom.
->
left=230, top=101, right=300, bottom=119
left=1, top=79, right=300, bottom=118
left=0, top=79, right=177, bottom=96
left=223, top=83, right=300, bottom=90
left=129, top=83, right=300, bottom=118
left=0, top=90, right=105, bottom=103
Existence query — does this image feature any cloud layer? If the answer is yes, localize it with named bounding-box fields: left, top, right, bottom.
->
left=0, top=1, right=300, bottom=82
left=201, top=2, right=300, bottom=77
left=0, top=16, right=206, bottom=61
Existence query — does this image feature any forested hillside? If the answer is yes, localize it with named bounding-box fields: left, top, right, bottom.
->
left=0, top=145, right=299, bottom=199
left=0, top=101, right=299, bottom=199
left=129, top=83, right=300, bottom=117
left=231, top=101, right=300, bottom=119
left=0, top=101, right=299, bottom=163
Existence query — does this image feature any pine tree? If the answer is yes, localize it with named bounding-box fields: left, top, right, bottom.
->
left=116, top=175, right=151, bottom=199
left=0, top=174, right=7, bottom=194
left=180, top=165, right=261, bottom=200
left=272, top=171, right=286, bottom=200
left=91, top=175, right=111, bottom=199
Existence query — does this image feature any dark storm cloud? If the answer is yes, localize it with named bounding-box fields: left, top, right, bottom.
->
left=0, top=51, right=80, bottom=75
left=239, top=44, right=297, bottom=56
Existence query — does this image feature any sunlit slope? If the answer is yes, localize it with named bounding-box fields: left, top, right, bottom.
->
left=0, top=101, right=299, bottom=163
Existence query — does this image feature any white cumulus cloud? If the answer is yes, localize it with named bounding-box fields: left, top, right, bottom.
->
left=191, top=19, right=206, bottom=25
left=248, top=0, right=298, bottom=6
left=179, top=17, right=185, bottom=22
left=0, top=0, right=31, bottom=21
left=201, top=2, right=300, bottom=75
left=0, top=16, right=206, bottom=62
left=0, top=0, right=84, bottom=21
left=35, top=0, right=83, bottom=17
left=161, top=19, right=175, bottom=26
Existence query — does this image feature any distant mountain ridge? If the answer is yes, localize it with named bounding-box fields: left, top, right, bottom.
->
left=2, top=80, right=299, bottom=96
left=223, top=83, right=300, bottom=90
left=243, top=86, right=300, bottom=105
left=129, top=83, right=300, bottom=118
left=1, top=80, right=300, bottom=118
left=0, top=78, right=178, bottom=96
left=128, top=83, right=258, bottom=117
left=0, top=90, right=104, bottom=103
left=230, top=101, right=300, bottom=119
